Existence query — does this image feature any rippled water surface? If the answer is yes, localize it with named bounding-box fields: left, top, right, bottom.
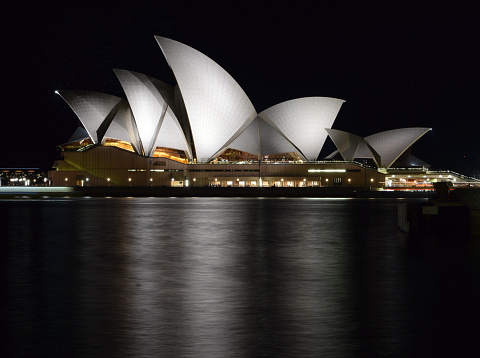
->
left=1, top=197, right=480, bottom=357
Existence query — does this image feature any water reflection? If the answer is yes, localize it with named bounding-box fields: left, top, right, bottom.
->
left=1, top=198, right=479, bottom=357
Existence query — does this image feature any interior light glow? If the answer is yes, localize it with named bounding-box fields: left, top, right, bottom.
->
left=308, top=169, right=346, bottom=172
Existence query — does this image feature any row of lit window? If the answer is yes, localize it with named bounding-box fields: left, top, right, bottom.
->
left=9, top=178, right=48, bottom=182
left=62, top=177, right=376, bottom=184
left=127, top=169, right=181, bottom=172
left=207, top=178, right=374, bottom=183
left=388, top=174, right=453, bottom=178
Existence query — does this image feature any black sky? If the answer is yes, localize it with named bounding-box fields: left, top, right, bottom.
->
left=3, top=2, right=479, bottom=175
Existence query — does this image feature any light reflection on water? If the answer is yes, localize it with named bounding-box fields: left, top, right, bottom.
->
left=1, top=197, right=480, bottom=357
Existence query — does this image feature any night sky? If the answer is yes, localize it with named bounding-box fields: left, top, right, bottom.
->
left=3, top=2, right=479, bottom=175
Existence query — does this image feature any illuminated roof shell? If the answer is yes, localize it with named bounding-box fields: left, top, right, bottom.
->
left=152, top=111, right=193, bottom=159
left=227, top=118, right=260, bottom=157
left=114, top=69, right=182, bottom=156
left=228, top=117, right=300, bottom=158
left=353, top=140, right=374, bottom=159
left=155, top=36, right=257, bottom=161
left=57, top=38, right=350, bottom=162
left=56, top=90, right=122, bottom=144
left=364, top=127, right=431, bottom=168
left=324, top=149, right=340, bottom=160
left=102, top=99, right=142, bottom=154
left=258, top=118, right=301, bottom=157
left=325, top=128, right=363, bottom=161
left=66, top=127, right=90, bottom=144
left=326, top=127, right=432, bottom=168
left=258, top=97, right=345, bottom=161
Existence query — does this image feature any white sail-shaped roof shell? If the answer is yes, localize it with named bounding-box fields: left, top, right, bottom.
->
left=56, top=90, right=122, bottom=144
left=258, top=97, right=344, bottom=161
left=114, top=69, right=180, bottom=157
left=324, top=149, right=340, bottom=160
left=258, top=118, right=300, bottom=157
left=66, top=127, right=90, bottom=144
left=227, top=118, right=260, bottom=157
left=353, top=140, right=374, bottom=159
left=153, top=110, right=193, bottom=159
left=364, top=127, right=431, bottom=168
left=227, top=117, right=302, bottom=159
left=103, top=100, right=142, bottom=154
left=155, top=36, right=257, bottom=161
left=325, top=128, right=363, bottom=161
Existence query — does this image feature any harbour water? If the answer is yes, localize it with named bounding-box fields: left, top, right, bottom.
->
left=1, top=197, right=479, bottom=357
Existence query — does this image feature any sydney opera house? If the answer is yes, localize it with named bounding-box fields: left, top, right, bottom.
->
left=49, top=36, right=469, bottom=190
